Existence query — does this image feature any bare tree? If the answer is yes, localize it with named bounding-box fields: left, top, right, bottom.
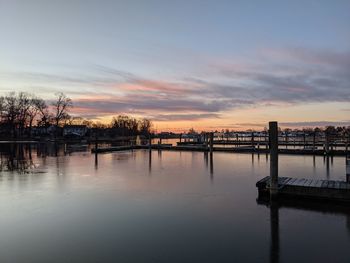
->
left=51, top=92, right=73, bottom=127
left=26, top=96, right=47, bottom=135
left=0, top=96, right=4, bottom=122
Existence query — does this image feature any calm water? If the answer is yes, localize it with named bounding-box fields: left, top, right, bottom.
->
left=0, top=143, right=349, bottom=263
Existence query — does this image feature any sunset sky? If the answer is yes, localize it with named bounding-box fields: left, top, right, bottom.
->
left=0, top=0, right=349, bottom=132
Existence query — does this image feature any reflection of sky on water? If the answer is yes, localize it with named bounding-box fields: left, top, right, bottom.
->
left=0, top=144, right=349, bottom=262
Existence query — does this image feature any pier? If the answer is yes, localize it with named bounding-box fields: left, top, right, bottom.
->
left=256, top=121, right=350, bottom=202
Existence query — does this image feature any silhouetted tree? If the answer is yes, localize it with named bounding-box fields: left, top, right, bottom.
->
left=52, top=92, right=72, bottom=127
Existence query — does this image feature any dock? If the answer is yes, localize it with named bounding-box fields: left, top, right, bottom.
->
left=256, top=176, right=350, bottom=202
left=256, top=121, right=350, bottom=203
left=92, top=144, right=347, bottom=155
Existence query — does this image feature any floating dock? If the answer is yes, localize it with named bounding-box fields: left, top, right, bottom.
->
left=256, top=176, right=350, bottom=202
left=92, top=144, right=347, bottom=155
left=256, top=121, right=350, bottom=202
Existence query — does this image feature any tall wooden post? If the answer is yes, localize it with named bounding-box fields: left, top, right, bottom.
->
left=269, top=121, right=279, bottom=197
left=313, top=132, right=316, bottom=152
left=148, top=134, right=152, bottom=150
left=270, top=201, right=280, bottom=263
left=209, top=132, right=214, bottom=153
left=325, top=132, right=330, bottom=155
left=94, top=133, right=98, bottom=168
left=251, top=132, right=255, bottom=147
left=346, top=155, right=350, bottom=183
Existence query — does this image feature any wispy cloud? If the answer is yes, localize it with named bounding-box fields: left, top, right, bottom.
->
left=1, top=47, right=349, bottom=124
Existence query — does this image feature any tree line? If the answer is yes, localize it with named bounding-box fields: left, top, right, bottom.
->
left=0, top=92, right=152, bottom=138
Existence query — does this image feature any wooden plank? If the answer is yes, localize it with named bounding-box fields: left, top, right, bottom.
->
left=285, top=178, right=298, bottom=185
left=334, top=181, right=341, bottom=189
left=304, top=179, right=314, bottom=187
left=339, top=182, right=347, bottom=190
left=278, top=177, right=289, bottom=185
left=309, top=180, right=318, bottom=187
left=294, top=178, right=306, bottom=186
left=328, top=181, right=335, bottom=189
left=291, top=178, right=303, bottom=186
left=321, top=180, right=329, bottom=188
left=257, top=176, right=270, bottom=185
left=282, top=178, right=293, bottom=185
left=315, top=180, right=324, bottom=188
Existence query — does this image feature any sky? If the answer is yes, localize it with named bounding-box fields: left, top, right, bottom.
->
left=0, top=0, right=349, bottom=132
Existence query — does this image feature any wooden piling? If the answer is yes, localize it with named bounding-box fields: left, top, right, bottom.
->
left=94, top=133, right=98, bottom=168
left=346, top=155, right=350, bottom=183
left=209, top=132, right=214, bottom=153
left=313, top=132, right=316, bottom=152
left=325, top=132, right=330, bottom=155
left=269, top=121, right=279, bottom=197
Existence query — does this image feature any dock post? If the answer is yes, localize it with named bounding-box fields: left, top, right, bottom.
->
left=209, top=132, right=214, bottom=153
left=313, top=132, right=316, bottom=152
left=325, top=132, right=330, bottom=155
left=251, top=132, right=255, bottom=147
left=269, top=121, right=279, bottom=198
left=148, top=134, right=151, bottom=151
left=346, top=155, right=350, bottom=183
left=94, top=133, right=98, bottom=168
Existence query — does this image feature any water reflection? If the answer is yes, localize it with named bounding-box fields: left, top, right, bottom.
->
left=0, top=143, right=349, bottom=262
left=209, top=152, right=214, bottom=180
left=258, top=196, right=350, bottom=263
left=270, top=201, right=279, bottom=263
left=0, top=143, right=34, bottom=173
left=148, top=149, right=152, bottom=173
left=95, top=151, right=98, bottom=169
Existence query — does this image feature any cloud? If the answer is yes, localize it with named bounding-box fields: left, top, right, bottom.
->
left=149, top=113, right=220, bottom=121
left=1, top=47, right=349, bottom=123
left=279, top=121, right=350, bottom=127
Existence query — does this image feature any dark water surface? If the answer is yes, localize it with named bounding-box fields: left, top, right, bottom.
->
left=0, top=143, right=349, bottom=263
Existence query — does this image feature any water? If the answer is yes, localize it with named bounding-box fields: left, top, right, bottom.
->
left=0, top=143, right=349, bottom=263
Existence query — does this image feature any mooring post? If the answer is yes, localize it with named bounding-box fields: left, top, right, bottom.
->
left=251, top=132, right=255, bottom=147
left=94, top=133, right=98, bottom=167
left=313, top=132, right=316, bottom=152
left=205, top=133, right=209, bottom=149
left=325, top=132, right=330, bottom=155
left=269, top=121, right=279, bottom=197
left=210, top=132, right=214, bottom=153
left=148, top=134, right=152, bottom=151
left=346, top=155, right=350, bottom=183
left=236, top=134, right=239, bottom=147
left=94, top=133, right=98, bottom=152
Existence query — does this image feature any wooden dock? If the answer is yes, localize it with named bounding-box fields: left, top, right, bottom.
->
left=256, top=176, right=350, bottom=202
left=92, top=144, right=347, bottom=155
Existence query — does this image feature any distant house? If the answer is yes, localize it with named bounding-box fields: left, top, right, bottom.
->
left=31, top=125, right=56, bottom=136
left=63, top=125, right=88, bottom=137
